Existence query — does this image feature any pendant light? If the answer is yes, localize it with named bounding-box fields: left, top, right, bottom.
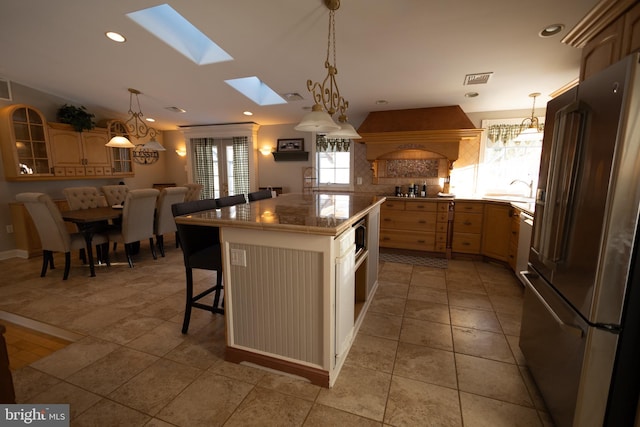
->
left=295, top=0, right=355, bottom=135
left=514, top=92, right=544, bottom=142
left=105, top=88, right=165, bottom=150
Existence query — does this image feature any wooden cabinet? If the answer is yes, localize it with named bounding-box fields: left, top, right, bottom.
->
left=481, top=203, right=512, bottom=262
left=436, top=202, right=452, bottom=253
left=452, top=202, right=484, bottom=254
left=49, top=124, right=113, bottom=177
left=577, top=1, right=640, bottom=80
left=379, top=199, right=444, bottom=253
left=0, top=104, right=54, bottom=180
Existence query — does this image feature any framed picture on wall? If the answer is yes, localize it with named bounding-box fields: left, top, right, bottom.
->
left=277, top=138, right=304, bottom=152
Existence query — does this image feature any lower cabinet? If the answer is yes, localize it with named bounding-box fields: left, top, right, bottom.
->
left=481, top=203, right=512, bottom=261
left=380, top=199, right=445, bottom=253
left=452, top=202, right=484, bottom=254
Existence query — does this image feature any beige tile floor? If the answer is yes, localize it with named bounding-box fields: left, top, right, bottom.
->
left=0, top=239, right=554, bottom=426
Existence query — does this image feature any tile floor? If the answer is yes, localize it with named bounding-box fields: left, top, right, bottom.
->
left=0, top=239, right=553, bottom=426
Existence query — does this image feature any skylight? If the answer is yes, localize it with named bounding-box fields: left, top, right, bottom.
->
left=225, top=77, right=286, bottom=106
left=127, top=4, right=232, bottom=65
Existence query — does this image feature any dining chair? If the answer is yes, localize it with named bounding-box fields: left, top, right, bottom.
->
left=215, top=194, right=246, bottom=207
left=154, top=186, right=187, bottom=257
left=101, top=184, right=129, bottom=207
left=107, top=189, right=159, bottom=268
left=183, top=183, right=203, bottom=202
left=247, top=189, right=273, bottom=202
left=15, top=192, right=109, bottom=280
left=63, top=186, right=109, bottom=261
left=172, top=198, right=223, bottom=333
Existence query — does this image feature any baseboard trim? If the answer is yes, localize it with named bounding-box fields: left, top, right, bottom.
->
left=0, top=250, right=28, bottom=261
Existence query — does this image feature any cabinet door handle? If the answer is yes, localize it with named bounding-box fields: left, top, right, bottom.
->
left=463, top=242, right=470, bottom=246
left=463, top=221, right=472, bottom=225
left=417, top=239, right=426, bottom=243
left=418, top=220, right=426, bottom=224
left=382, top=237, right=390, bottom=241
left=383, top=218, right=391, bottom=222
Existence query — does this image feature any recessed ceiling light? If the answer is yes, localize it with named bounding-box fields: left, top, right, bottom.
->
left=539, top=24, right=564, bottom=38
left=166, top=106, right=187, bottom=113
left=465, top=92, right=479, bottom=98
left=145, top=117, right=156, bottom=122
left=243, top=111, right=253, bottom=116
left=105, top=31, right=126, bottom=43
left=375, top=100, right=389, bottom=105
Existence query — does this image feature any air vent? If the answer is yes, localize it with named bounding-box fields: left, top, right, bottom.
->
left=463, top=72, right=493, bottom=85
left=165, top=106, right=187, bottom=113
left=0, top=78, right=12, bottom=101
left=281, top=92, right=304, bottom=101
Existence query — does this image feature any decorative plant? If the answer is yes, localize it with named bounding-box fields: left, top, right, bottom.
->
left=56, top=104, right=95, bottom=132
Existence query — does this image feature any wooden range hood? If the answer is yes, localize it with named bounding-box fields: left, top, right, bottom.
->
left=357, top=106, right=482, bottom=162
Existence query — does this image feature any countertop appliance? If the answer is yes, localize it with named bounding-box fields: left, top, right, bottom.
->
left=519, top=52, right=640, bottom=427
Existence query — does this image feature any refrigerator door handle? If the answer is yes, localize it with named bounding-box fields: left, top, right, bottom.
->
left=537, top=101, right=586, bottom=268
left=521, top=271, right=584, bottom=338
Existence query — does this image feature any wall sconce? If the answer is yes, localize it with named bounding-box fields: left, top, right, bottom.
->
left=259, top=146, right=272, bottom=156
left=175, top=148, right=187, bottom=157
left=439, top=177, right=445, bottom=188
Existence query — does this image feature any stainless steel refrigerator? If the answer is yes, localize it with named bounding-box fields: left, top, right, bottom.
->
left=520, top=52, right=640, bottom=427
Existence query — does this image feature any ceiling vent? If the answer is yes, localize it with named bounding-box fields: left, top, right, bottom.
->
left=281, top=92, right=304, bottom=102
left=0, top=78, right=12, bottom=101
left=463, top=72, right=493, bottom=85
left=165, top=106, right=187, bottom=113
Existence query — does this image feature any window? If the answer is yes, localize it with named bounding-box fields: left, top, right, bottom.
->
left=478, top=118, right=544, bottom=197
left=315, top=135, right=352, bottom=188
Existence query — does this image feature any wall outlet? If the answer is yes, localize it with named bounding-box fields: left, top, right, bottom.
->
left=356, top=177, right=362, bottom=185
left=6, top=224, right=13, bottom=234
left=230, top=248, right=246, bottom=267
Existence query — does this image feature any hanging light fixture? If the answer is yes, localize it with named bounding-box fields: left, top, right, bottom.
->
left=105, top=88, right=165, bottom=150
left=295, top=0, right=358, bottom=137
left=514, top=92, right=544, bottom=142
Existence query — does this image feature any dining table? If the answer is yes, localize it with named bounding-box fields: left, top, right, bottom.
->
left=61, top=206, right=122, bottom=277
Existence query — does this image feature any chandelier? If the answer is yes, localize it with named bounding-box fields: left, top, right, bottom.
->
left=514, top=92, right=544, bottom=142
left=105, top=88, right=165, bottom=151
left=294, top=0, right=360, bottom=139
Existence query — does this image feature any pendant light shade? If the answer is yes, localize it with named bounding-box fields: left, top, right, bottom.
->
left=326, top=118, right=361, bottom=139
left=105, top=136, right=135, bottom=148
left=142, top=139, right=166, bottom=151
left=515, top=92, right=544, bottom=142
left=294, top=104, right=340, bottom=132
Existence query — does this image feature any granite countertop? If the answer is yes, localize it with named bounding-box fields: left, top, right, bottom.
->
left=175, top=192, right=386, bottom=236
left=380, top=194, right=535, bottom=216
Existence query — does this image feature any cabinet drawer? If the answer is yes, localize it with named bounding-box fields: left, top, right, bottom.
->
left=436, top=222, right=448, bottom=233
left=405, top=202, right=437, bottom=212
left=436, top=232, right=447, bottom=243
left=381, top=212, right=437, bottom=231
left=454, top=212, right=483, bottom=234
left=435, top=242, right=447, bottom=253
left=437, top=202, right=451, bottom=212
left=455, top=202, right=483, bottom=214
left=452, top=232, right=482, bottom=253
left=380, top=230, right=435, bottom=251
left=437, top=213, right=449, bottom=223
left=382, top=201, right=405, bottom=211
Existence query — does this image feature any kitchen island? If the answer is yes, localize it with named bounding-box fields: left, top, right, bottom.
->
left=175, top=193, right=384, bottom=387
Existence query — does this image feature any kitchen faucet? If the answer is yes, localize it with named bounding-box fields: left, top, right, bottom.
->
left=510, top=179, right=534, bottom=198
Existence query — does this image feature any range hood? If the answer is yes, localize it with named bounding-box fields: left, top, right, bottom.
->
left=357, top=106, right=482, bottom=162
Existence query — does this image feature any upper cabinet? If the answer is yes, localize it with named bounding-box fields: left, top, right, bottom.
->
left=0, top=104, right=135, bottom=180
left=48, top=123, right=112, bottom=177
left=565, top=0, right=640, bottom=81
left=0, top=104, right=54, bottom=180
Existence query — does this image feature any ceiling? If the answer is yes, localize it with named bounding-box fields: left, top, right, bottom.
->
left=0, top=0, right=599, bottom=131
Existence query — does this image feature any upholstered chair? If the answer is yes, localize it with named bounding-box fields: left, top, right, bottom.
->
left=183, top=183, right=203, bottom=202
left=107, top=189, right=159, bottom=267
left=63, top=186, right=108, bottom=210
left=154, top=186, right=187, bottom=257
left=16, top=192, right=108, bottom=280
left=101, top=184, right=129, bottom=206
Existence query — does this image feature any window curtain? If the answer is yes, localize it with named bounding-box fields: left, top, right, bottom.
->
left=191, top=137, right=216, bottom=200
left=487, top=123, right=544, bottom=146
left=232, top=136, right=249, bottom=196
left=316, top=134, right=350, bottom=152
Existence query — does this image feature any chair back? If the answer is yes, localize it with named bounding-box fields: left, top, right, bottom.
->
left=248, top=189, right=273, bottom=202
left=171, top=198, right=217, bottom=217
left=121, top=189, right=159, bottom=244
left=16, top=193, right=71, bottom=253
left=215, top=194, right=246, bottom=207
left=63, top=187, right=107, bottom=210
left=155, top=186, right=188, bottom=236
left=183, top=183, right=203, bottom=202
left=101, top=185, right=129, bottom=206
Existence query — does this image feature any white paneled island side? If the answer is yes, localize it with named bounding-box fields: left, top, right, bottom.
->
left=174, top=193, right=385, bottom=387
